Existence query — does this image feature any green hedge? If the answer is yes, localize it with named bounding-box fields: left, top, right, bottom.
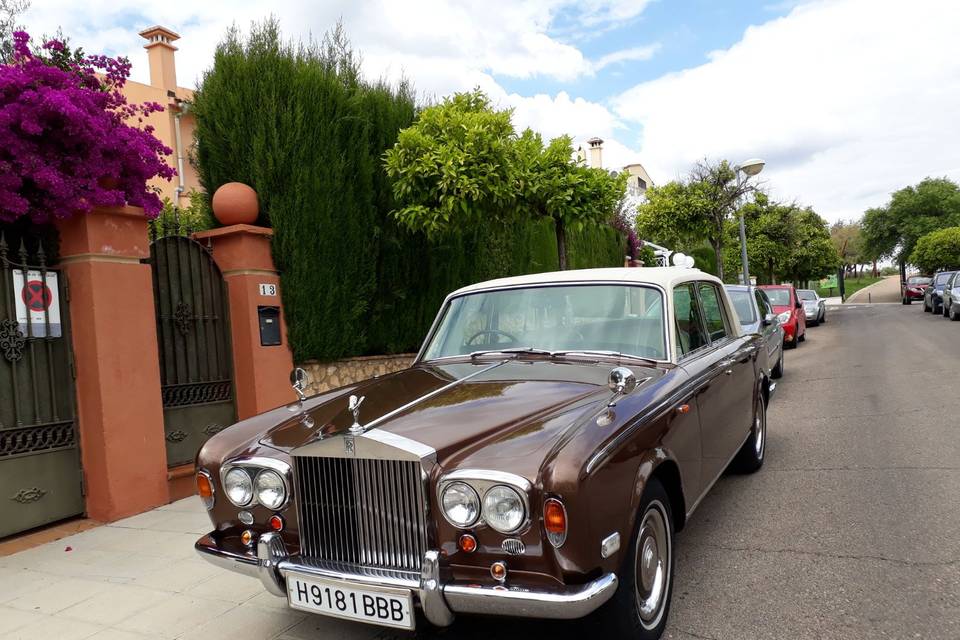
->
left=193, top=20, right=624, bottom=362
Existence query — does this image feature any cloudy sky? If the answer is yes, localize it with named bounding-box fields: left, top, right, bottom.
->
left=21, top=0, right=960, bottom=223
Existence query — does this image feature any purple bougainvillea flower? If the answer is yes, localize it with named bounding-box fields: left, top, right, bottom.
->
left=0, top=31, right=175, bottom=223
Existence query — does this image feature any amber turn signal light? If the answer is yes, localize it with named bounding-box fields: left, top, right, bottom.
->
left=458, top=533, right=477, bottom=553
left=543, top=498, right=567, bottom=548
left=240, top=529, right=254, bottom=546
left=269, top=515, right=284, bottom=532
left=196, top=471, right=214, bottom=510
left=490, top=561, right=507, bottom=583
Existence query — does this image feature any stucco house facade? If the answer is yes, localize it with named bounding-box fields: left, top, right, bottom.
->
left=126, top=26, right=200, bottom=208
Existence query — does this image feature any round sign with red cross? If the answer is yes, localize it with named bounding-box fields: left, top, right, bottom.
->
left=21, top=280, right=53, bottom=312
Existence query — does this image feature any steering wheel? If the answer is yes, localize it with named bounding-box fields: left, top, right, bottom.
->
left=466, top=329, right=519, bottom=346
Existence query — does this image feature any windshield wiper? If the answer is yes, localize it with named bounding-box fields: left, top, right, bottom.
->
left=550, top=350, right=661, bottom=365
left=469, top=347, right=556, bottom=359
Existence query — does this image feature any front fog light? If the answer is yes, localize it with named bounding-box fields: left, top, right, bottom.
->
left=442, top=482, right=480, bottom=527
left=224, top=468, right=253, bottom=507
left=255, top=470, right=287, bottom=510
left=482, top=485, right=525, bottom=533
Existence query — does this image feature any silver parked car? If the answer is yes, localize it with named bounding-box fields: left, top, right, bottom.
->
left=942, top=272, right=960, bottom=319
left=725, top=284, right=784, bottom=379
left=797, top=289, right=826, bottom=326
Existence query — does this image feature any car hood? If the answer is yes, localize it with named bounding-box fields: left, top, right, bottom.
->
left=772, top=304, right=792, bottom=313
left=258, top=358, right=666, bottom=477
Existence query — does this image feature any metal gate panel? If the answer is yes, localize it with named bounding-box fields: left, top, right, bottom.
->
left=0, top=230, right=83, bottom=539
left=148, top=235, right=236, bottom=468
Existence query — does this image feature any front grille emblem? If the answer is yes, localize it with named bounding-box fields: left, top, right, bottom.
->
left=343, top=435, right=356, bottom=455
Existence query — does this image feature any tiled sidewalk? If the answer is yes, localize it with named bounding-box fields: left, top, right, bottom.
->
left=0, top=497, right=379, bottom=640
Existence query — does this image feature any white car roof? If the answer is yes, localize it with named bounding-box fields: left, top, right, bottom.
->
left=449, top=266, right=720, bottom=298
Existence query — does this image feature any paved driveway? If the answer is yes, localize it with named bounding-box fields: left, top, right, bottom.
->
left=1, top=302, right=958, bottom=639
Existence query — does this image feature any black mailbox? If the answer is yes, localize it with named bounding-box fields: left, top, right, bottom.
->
left=258, top=306, right=282, bottom=346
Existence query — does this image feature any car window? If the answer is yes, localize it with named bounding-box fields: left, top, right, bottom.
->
left=754, top=289, right=772, bottom=316
left=673, top=283, right=708, bottom=356
left=797, top=290, right=816, bottom=301
left=726, top=289, right=755, bottom=325
left=422, top=284, right=668, bottom=360
left=697, top=283, right=729, bottom=342
left=935, top=272, right=954, bottom=285
left=763, top=287, right=791, bottom=306
left=908, top=276, right=931, bottom=285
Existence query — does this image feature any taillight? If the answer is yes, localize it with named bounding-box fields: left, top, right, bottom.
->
left=543, top=498, right=567, bottom=548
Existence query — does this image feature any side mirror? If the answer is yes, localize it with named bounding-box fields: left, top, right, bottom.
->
left=290, top=367, right=310, bottom=401
left=762, top=313, right=775, bottom=326
left=795, top=300, right=803, bottom=309
left=607, top=367, right=638, bottom=408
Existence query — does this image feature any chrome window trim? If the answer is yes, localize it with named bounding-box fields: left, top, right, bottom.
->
left=437, top=469, right=533, bottom=534
left=220, top=456, right=292, bottom=510
left=415, top=281, right=671, bottom=365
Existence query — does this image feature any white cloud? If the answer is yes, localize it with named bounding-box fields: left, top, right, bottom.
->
left=594, top=44, right=661, bottom=71
left=612, top=0, right=960, bottom=222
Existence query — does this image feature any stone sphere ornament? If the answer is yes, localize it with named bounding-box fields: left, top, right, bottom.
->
left=212, top=182, right=259, bottom=225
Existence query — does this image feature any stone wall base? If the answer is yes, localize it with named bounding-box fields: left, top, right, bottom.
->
left=299, top=354, right=416, bottom=395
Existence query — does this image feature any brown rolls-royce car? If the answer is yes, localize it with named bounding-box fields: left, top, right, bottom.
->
left=195, top=267, right=774, bottom=639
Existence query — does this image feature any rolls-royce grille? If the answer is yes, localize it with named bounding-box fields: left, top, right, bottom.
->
left=295, top=456, right=428, bottom=572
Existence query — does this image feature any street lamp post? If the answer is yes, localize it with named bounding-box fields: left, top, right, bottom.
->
left=735, top=158, right=765, bottom=286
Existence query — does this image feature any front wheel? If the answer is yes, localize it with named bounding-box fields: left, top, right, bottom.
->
left=594, top=478, right=675, bottom=640
left=951, top=306, right=960, bottom=321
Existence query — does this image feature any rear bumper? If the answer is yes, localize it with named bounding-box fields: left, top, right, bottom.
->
left=195, top=533, right=617, bottom=627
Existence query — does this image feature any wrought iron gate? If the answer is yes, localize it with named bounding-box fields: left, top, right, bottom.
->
left=0, top=230, right=83, bottom=539
left=148, top=233, right=236, bottom=467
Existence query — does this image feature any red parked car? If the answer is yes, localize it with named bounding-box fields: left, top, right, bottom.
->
left=901, top=275, right=931, bottom=304
left=759, top=284, right=806, bottom=348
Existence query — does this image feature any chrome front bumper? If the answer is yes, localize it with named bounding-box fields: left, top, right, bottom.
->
left=195, top=533, right=617, bottom=627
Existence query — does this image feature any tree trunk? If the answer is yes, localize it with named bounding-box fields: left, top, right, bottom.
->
left=713, top=241, right=724, bottom=281
left=768, top=257, right=774, bottom=285
left=555, top=218, right=568, bottom=271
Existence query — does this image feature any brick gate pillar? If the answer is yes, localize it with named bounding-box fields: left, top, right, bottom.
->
left=192, top=225, right=295, bottom=419
left=55, top=206, right=169, bottom=521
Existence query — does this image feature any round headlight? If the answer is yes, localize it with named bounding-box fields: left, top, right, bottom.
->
left=482, top=485, right=526, bottom=533
left=255, top=470, right=287, bottom=510
left=441, top=482, right=480, bottom=527
left=224, top=468, right=253, bottom=506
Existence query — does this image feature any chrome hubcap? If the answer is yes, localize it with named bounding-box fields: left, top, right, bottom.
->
left=635, top=500, right=670, bottom=629
left=754, top=401, right=765, bottom=457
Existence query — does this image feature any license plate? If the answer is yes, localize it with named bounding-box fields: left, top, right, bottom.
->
left=286, top=573, right=414, bottom=630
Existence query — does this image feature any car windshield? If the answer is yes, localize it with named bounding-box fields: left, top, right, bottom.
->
left=763, top=288, right=791, bottom=306
left=908, top=276, right=931, bottom=285
left=726, top=290, right=756, bottom=325
left=422, top=284, right=667, bottom=360
left=797, top=290, right=817, bottom=301
left=935, top=272, right=955, bottom=285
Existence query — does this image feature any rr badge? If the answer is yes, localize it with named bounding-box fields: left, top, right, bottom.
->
left=343, top=435, right=356, bottom=455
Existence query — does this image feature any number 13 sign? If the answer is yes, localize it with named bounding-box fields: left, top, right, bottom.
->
left=259, top=283, right=277, bottom=296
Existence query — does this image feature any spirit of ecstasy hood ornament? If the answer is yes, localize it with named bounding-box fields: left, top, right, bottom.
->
left=348, top=395, right=365, bottom=434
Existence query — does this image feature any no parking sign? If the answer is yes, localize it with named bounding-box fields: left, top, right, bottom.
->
left=12, top=269, right=61, bottom=337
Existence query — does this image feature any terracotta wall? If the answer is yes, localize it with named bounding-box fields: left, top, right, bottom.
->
left=299, top=354, right=416, bottom=395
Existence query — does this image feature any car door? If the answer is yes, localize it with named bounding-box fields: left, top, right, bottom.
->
left=696, top=282, right=755, bottom=475
left=754, top=288, right=778, bottom=363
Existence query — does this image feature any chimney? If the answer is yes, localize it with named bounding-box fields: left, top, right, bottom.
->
left=587, top=137, right=604, bottom=169
left=139, top=25, right=180, bottom=91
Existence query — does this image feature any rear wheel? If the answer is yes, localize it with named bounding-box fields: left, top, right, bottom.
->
left=951, top=306, right=960, bottom=321
left=732, top=391, right=766, bottom=473
left=771, top=350, right=784, bottom=379
left=594, top=478, right=675, bottom=640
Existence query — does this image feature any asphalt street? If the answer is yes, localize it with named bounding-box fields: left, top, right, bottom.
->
left=372, top=302, right=959, bottom=640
